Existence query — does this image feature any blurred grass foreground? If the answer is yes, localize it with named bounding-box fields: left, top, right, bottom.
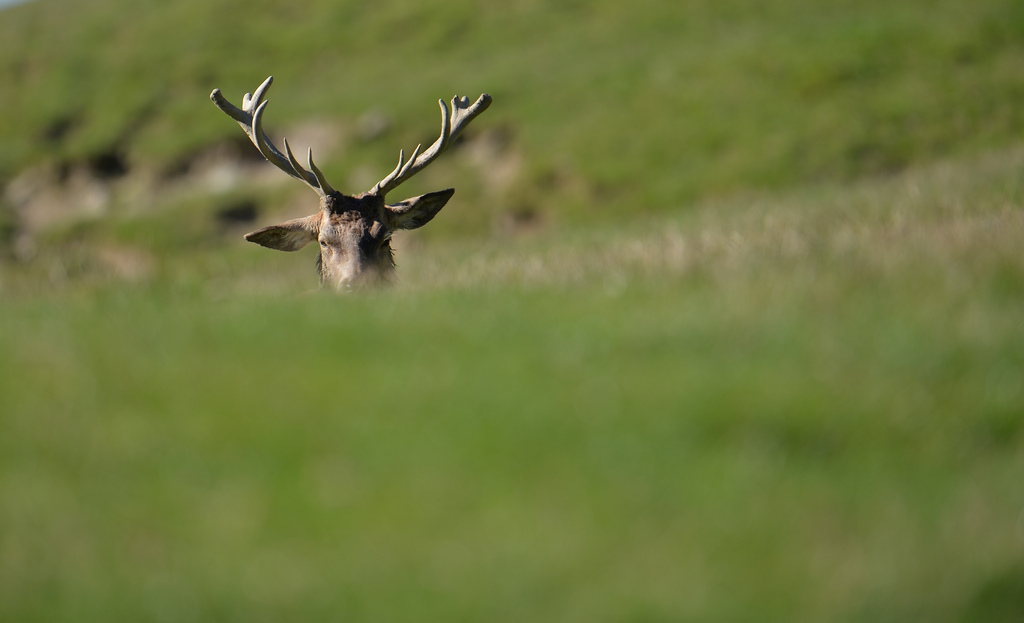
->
left=2, top=0, right=1024, bottom=622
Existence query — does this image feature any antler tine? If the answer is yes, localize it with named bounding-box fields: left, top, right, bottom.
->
left=397, top=143, right=423, bottom=178
left=372, top=92, right=492, bottom=197
left=305, top=148, right=335, bottom=196
left=379, top=149, right=405, bottom=190
left=210, top=76, right=335, bottom=198
left=279, top=136, right=331, bottom=194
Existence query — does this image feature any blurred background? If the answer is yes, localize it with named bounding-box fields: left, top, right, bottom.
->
left=1, top=0, right=1023, bottom=621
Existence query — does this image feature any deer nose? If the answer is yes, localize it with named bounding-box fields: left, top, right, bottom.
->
left=334, top=264, right=390, bottom=292
left=330, top=264, right=371, bottom=292
left=332, top=272, right=360, bottom=292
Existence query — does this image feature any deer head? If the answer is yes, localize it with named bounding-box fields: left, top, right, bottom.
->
left=210, top=76, right=491, bottom=290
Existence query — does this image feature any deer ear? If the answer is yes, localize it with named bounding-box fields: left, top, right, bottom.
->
left=386, top=188, right=455, bottom=231
left=244, top=213, right=320, bottom=251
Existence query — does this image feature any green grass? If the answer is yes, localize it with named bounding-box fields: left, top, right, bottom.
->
left=1, top=287, right=1021, bottom=622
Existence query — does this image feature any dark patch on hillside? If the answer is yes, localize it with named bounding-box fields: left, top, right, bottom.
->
left=88, top=150, right=128, bottom=180
left=216, top=200, right=259, bottom=227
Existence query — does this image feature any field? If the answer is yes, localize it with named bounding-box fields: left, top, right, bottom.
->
left=2, top=0, right=1024, bottom=621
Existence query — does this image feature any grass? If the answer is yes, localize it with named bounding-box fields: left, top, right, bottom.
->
left=2, top=289, right=1020, bottom=621
left=2, top=147, right=1023, bottom=622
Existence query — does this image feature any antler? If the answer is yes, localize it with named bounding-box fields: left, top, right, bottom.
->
left=210, top=76, right=335, bottom=197
left=371, top=93, right=492, bottom=198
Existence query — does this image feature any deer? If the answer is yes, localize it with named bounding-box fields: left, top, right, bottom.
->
left=210, top=76, right=491, bottom=291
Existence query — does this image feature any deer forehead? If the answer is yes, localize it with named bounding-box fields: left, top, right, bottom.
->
left=319, top=211, right=388, bottom=242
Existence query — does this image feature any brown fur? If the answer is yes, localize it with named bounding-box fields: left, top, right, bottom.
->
left=244, top=189, right=454, bottom=290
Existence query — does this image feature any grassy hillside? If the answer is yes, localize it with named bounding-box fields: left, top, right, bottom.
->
left=1, top=0, right=1024, bottom=221
left=1, top=1, right=1023, bottom=622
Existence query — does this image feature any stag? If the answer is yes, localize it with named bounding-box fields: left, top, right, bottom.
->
left=210, top=76, right=491, bottom=290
